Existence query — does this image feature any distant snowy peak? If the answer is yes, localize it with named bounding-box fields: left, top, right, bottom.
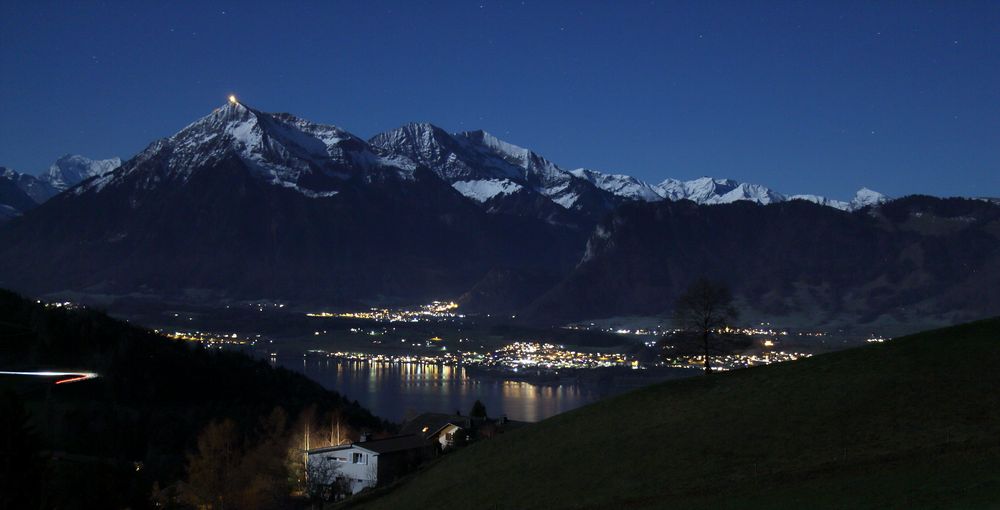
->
left=41, top=154, right=121, bottom=190
left=650, top=176, right=785, bottom=205
left=715, top=182, right=786, bottom=205
left=788, top=194, right=851, bottom=211
left=653, top=178, right=686, bottom=201
left=789, top=188, right=889, bottom=211
left=675, top=177, right=739, bottom=203
left=570, top=168, right=663, bottom=202
left=850, top=187, right=889, bottom=209
left=655, top=176, right=887, bottom=210
left=572, top=170, right=888, bottom=210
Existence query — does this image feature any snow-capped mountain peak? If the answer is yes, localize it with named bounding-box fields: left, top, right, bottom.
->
left=460, top=130, right=566, bottom=182
left=163, top=102, right=366, bottom=168
left=457, top=131, right=600, bottom=209
left=369, top=122, right=521, bottom=181
left=41, top=154, right=122, bottom=191
left=788, top=194, right=851, bottom=211
left=570, top=168, right=663, bottom=202
left=462, top=130, right=533, bottom=167
left=713, top=181, right=786, bottom=205
left=789, top=187, right=889, bottom=211
left=371, top=126, right=606, bottom=212
left=679, top=177, right=738, bottom=203
left=850, top=187, right=889, bottom=209
left=80, top=102, right=399, bottom=197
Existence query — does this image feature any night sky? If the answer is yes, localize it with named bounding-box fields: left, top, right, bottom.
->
left=1, top=1, right=997, bottom=200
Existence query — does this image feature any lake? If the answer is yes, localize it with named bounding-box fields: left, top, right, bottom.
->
left=272, top=356, right=674, bottom=423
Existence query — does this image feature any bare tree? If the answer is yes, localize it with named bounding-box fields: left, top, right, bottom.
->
left=181, top=419, right=241, bottom=509
left=672, top=278, right=739, bottom=374
left=305, top=456, right=350, bottom=503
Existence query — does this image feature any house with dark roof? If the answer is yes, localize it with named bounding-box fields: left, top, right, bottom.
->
left=400, top=413, right=472, bottom=450
left=306, top=434, right=434, bottom=494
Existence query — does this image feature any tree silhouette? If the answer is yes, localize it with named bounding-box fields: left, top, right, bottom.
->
left=470, top=400, right=487, bottom=419
left=182, top=419, right=241, bottom=508
left=672, top=278, right=739, bottom=374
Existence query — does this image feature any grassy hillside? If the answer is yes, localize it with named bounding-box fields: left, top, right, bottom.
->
left=355, top=318, right=1000, bottom=509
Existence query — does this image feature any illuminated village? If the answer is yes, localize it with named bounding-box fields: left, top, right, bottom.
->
left=306, top=301, right=462, bottom=322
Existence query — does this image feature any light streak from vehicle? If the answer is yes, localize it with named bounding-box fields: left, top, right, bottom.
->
left=0, top=370, right=99, bottom=385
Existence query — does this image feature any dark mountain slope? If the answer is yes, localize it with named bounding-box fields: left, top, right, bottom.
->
left=527, top=196, right=1000, bottom=326
left=0, top=169, right=40, bottom=218
left=0, top=104, right=585, bottom=305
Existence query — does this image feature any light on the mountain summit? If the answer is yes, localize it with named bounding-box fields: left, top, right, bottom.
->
left=228, top=94, right=238, bottom=104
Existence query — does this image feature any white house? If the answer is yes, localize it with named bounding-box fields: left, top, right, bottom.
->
left=306, top=434, right=433, bottom=495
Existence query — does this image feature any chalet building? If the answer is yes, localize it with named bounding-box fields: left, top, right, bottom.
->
left=306, top=434, right=434, bottom=494
left=400, top=413, right=472, bottom=450
left=308, top=414, right=523, bottom=496
left=400, top=412, right=522, bottom=447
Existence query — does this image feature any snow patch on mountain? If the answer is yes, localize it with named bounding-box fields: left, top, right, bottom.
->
left=451, top=179, right=524, bottom=203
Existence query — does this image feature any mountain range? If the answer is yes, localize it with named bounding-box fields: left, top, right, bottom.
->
left=0, top=108, right=885, bottom=223
left=0, top=155, right=122, bottom=219
left=0, top=101, right=994, bottom=331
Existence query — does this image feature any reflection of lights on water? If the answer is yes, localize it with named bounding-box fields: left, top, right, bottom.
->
left=286, top=358, right=593, bottom=422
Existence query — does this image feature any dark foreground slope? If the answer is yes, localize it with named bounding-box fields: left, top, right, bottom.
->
left=356, top=318, right=1000, bottom=510
left=0, top=289, right=385, bottom=509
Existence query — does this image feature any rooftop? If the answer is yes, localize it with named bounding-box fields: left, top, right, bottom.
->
left=400, top=412, right=471, bottom=437
left=308, top=434, right=429, bottom=455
